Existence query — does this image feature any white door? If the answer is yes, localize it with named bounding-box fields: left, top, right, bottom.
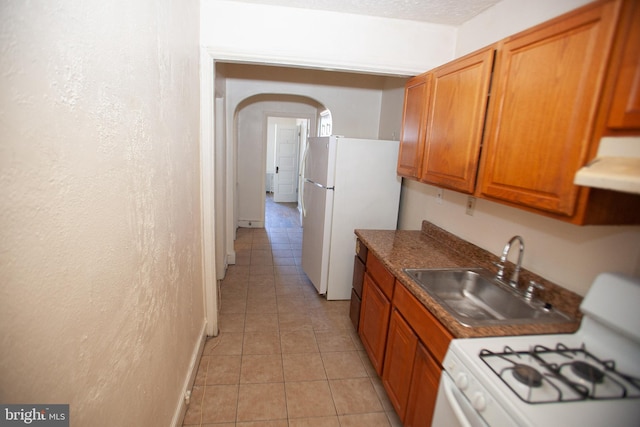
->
left=274, top=125, right=299, bottom=202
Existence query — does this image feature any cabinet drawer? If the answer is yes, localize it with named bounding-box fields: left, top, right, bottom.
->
left=366, top=253, right=395, bottom=299
left=352, top=255, right=365, bottom=298
left=355, top=238, right=368, bottom=263
left=393, top=284, right=453, bottom=365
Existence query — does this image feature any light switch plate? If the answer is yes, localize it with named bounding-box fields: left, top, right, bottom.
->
left=466, top=196, right=476, bottom=215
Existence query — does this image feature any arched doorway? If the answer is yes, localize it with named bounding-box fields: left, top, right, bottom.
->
left=233, top=94, right=327, bottom=229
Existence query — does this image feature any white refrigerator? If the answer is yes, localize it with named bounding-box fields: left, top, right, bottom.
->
left=301, top=136, right=401, bottom=300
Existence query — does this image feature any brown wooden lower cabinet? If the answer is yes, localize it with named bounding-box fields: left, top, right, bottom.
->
left=404, top=343, right=442, bottom=427
left=383, top=309, right=444, bottom=426
left=382, top=309, right=419, bottom=422
left=349, top=254, right=366, bottom=330
left=358, top=273, right=392, bottom=375
left=380, top=283, right=453, bottom=426
left=349, top=288, right=362, bottom=330
left=355, top=245, right=452, bottom=425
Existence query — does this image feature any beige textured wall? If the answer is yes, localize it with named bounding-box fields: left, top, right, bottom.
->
left=201, top=0, right=456, bottom=75
left=0, top=1, right=204, bottom=425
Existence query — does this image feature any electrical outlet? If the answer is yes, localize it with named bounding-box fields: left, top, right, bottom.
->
left=436, top=188, right=443, bottom=205
left=466, top=196, right=476, bottom=216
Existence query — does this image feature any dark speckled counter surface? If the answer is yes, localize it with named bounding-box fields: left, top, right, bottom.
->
left=355, top=221, right=583, bottom=339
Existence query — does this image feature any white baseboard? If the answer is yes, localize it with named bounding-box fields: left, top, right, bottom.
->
left=171, top=320, right=207, bottom=427
left=237, top=220, right=264, bottom=228
left=226, top=250, right=235, bottom=266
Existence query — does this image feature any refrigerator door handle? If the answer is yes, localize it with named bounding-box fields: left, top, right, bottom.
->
left=306, top=179, right=332, bottom=190
left=301, top=187, right=307, bottom=218
left=301, top=141, right=310, bottom=217
left=302, top=179, right=333, bottom=218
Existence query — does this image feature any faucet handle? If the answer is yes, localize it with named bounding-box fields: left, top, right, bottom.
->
left=493, top=261, right=506, bottom=279
left=524, top=281, right=545, bottom=301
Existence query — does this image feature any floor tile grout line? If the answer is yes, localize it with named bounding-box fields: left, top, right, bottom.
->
left=192, top=196, right=398, bottom=425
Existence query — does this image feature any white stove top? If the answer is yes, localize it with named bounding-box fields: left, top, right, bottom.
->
left=443, top=273, right=640, bottom=427
left=447, top=333, right=640, bottom=427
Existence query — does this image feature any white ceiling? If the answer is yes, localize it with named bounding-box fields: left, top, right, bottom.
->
left=224, top=0, right=502, bottom=26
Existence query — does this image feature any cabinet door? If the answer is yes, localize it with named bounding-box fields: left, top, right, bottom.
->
left=420, top=47, right=494, bottom=193
left=349, top=255, right=366, bottom=330
left=358, top=273, right=392, bottom=375
left=404, top=343, right=442, bottom=427
left=397, top=74, right=432, bottom=178
left=349, top=288, right=362, bottom=331
left=382, top=310, right=418, bottom=422
left=608, top=0, right=640, bottom=129
left=393, top=282, right=452, bottom=365
left=478, top=1, right=621, bottom=215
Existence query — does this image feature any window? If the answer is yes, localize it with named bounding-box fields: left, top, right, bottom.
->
left=319, top=109, right=332, bottom=136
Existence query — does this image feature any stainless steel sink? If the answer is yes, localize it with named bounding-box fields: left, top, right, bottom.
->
left=403, top=268, right=572, bottom=327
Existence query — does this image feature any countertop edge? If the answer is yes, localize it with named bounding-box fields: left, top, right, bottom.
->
left=355, top=222, right=582, bottom=339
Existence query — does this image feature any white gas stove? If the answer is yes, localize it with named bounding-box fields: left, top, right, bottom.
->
left=433, top=273, right=640, bottom=427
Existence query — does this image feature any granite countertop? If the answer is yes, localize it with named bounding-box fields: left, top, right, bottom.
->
left=355, top=221, right=583, bottom=339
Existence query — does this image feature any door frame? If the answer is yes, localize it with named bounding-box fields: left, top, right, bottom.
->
left=261, top=113, right=311, bottom=224
left=200, top=47, right=397, bottom=337
left=272, top=119, right=300, bottom=203
left=200, top=49, right=218, bottom=337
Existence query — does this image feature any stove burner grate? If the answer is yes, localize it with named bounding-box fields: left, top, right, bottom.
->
left=480, top=348, right=573, bottom=404
left=480, top=344, right=640, bottom=404
left=571, top=361, right=605, bottom=384
left=513, top=364, right=544, bottom=387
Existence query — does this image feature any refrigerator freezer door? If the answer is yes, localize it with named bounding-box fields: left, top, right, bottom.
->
left=304, top=136, right=336, bottom=187
left=301, top=180, right=334, bottom=294
left=301, top=136, right=401, bottom=300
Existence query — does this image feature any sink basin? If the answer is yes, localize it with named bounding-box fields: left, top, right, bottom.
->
left=403, top=268, right=572, bottom=327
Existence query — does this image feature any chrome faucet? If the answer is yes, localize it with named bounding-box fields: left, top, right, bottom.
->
left=495, top=235, right=525, bottom=288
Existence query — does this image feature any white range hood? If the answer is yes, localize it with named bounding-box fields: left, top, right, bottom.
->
left=574, top=136, right=640, bottom=194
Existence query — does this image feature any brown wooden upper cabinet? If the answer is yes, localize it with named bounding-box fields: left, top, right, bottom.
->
left=477, top=0, right=621, bottom=216
left=396, top=47, right=494, bottom=192
left=606, top=0, right=640, bottom=130
left=397, top=73, right=431, bottom=178
left=420, top=47, right=494, bottom=193
left=397, top=0, right=640, bottom=225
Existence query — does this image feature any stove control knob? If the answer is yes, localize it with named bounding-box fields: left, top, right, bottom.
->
left=455, top=373, right=469, bottom=390
left=472, top=393, right=487, bottom=411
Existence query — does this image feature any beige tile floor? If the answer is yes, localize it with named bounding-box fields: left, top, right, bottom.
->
left=182, top=195, right=402, bottom=426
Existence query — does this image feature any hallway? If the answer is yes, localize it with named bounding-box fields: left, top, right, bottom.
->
left=182, top=195, right=401, bottom=426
